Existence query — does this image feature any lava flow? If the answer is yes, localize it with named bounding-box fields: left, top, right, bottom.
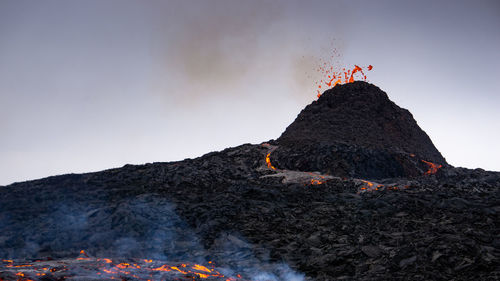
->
left=315, top=64, right=373, bottom=98
left=0, top=253, right=245, bottom=281
left=357, top=179, right=410, bottom=194
left=263, top=149, right=329, bottom=186
left=265, top=153, right=276, bottom=170
left=310, top=179, right=324, bottom=185
left=421, top=160, right=443, bottom=175
left=359, top=180, right=384, bottom=191
left=307, top=172, right=327, bottom=185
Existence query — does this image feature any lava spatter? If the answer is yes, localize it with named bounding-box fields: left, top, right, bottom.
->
left=310, top=47, right=374, bottom=98
left=421, top=160, right=443, bottom=175
left=315, top=64, right=373, bottom=98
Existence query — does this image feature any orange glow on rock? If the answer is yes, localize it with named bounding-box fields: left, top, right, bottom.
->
left=421, top=160, right=442, bottom=175
left=360, top=180, right=374, bottom=187
left=314, top=57, right=373, bottom=98
left=266, top=153, right=276, bottom=170
left=0, top=253, right=244, bottom=281
left=171, top=266, right=187, bottom=274
left=310, top=179, right=324, bottom=185
left=152, top=264, right=171, bottom=272
left=193, top=264, right=212, bottom=273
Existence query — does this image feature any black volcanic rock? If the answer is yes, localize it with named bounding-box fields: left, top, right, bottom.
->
left=278, top=81, right=445, bottom=162
left=273, top=81, right=447, bottom=179
left=1, top=83, right=499, bottom=281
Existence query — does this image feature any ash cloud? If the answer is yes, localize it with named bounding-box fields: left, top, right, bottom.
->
left=152, top=1, right=285, bottom=102
left=150, top=0, right=352, bottom=105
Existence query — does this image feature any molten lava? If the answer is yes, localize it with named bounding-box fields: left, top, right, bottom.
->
left=307, top=172, right=327, bottom=185
left=359, top=180, right=382, bottom=191
left=357, top=179, right=410, bottom=193
left=421, top=160, right=442, bottom=175
left=0, top=253, right=245, bottom=281
left=266, top=153, right=276, bottom=170
left=360, top=180, right=374, bottom=188
left=315, top=64, right=373, bottom=98
left=310, top=179, right=324, bottom=185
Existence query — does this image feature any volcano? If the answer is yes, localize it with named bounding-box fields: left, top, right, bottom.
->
left=273, top=81, right=446, bottom=179
left=1, top=82, right=499, bottom=281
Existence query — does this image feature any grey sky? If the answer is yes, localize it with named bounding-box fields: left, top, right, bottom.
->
left=1, top=0, right=499, bottom=185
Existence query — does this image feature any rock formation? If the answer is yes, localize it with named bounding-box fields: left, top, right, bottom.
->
left=274, top=81, right=446, bottom=179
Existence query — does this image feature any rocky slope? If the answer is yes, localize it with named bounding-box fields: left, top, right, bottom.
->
left=275, top=82, right=447, bottom=179
left=0, top=82, right=499, bottom=281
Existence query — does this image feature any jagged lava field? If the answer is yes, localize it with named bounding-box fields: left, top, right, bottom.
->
left=1, top=82, right=499, bottom=281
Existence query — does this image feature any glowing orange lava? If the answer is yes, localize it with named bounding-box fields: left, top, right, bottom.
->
left=266, top=153, right=276, bottom=170
left=360, top=180, right=374, bottom=188
left=0, top=252, right=244, bottom=281
left=315, top=64, right=373, bottom=98
left=357, top=179, right=410, bottom=193
left=310, top=179, right=324, bottom=185
left=306, top=172, right=327, bottom=185
left=421, top=160, right=442, bottom=175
